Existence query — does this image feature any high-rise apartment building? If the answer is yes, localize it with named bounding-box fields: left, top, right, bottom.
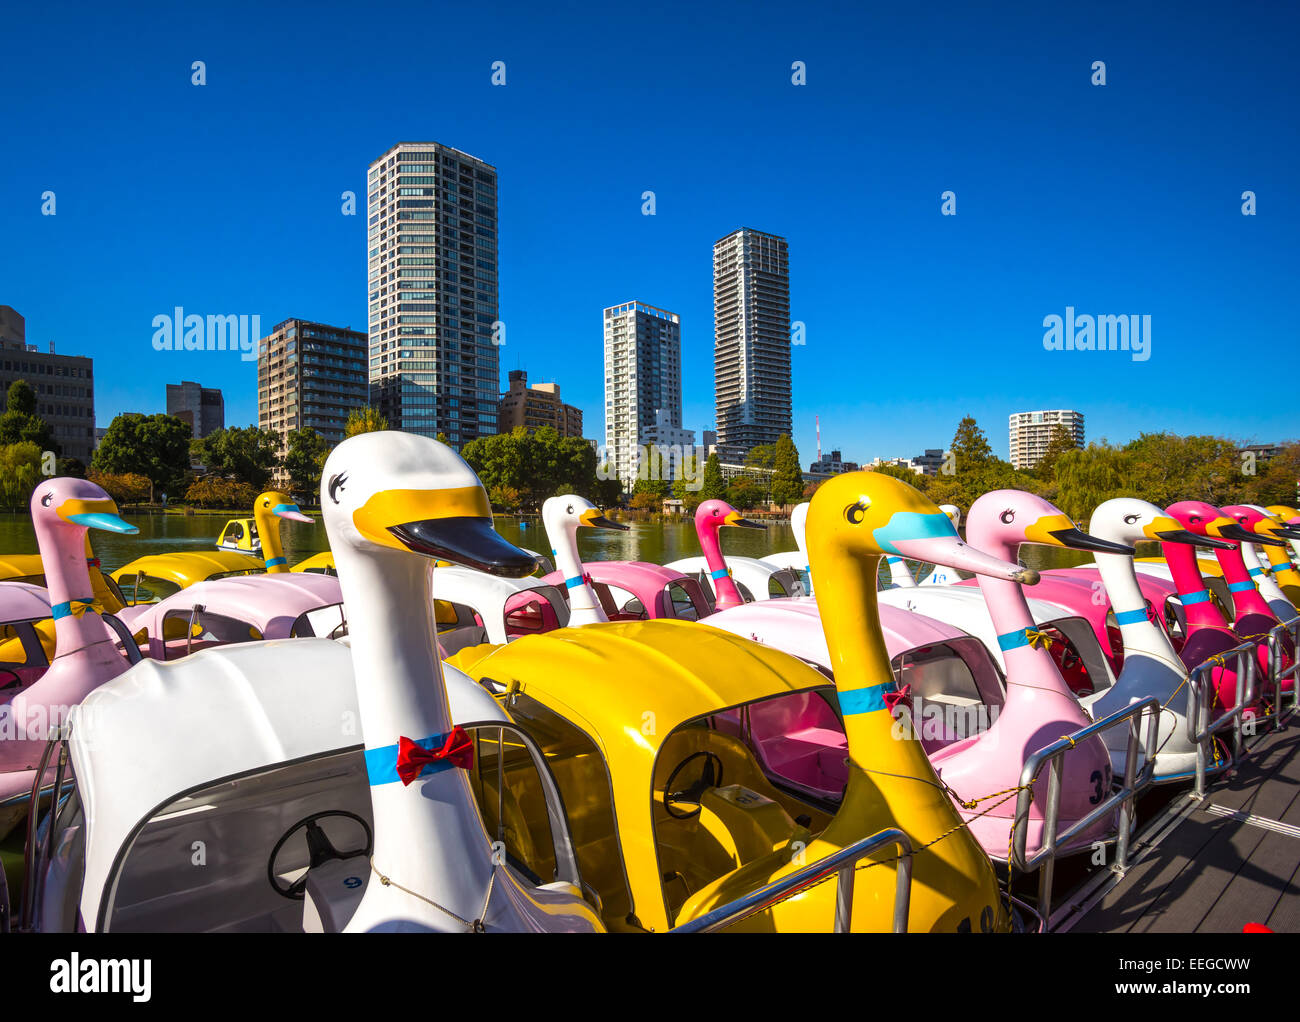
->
left=258, top=319, right=368, bottom=480
left=1008, top=409, right=1085, bottom=470
left=497, top=370, right=584, bottom=437
left=166, top=381, right=225, bottom=438
left=713, top=229, right=792, bottom=462
left=367, top=142, right=499, bottom=446
left=603, top=301, right=682, bottom=488
left=0, top=305, right=96, bottom=463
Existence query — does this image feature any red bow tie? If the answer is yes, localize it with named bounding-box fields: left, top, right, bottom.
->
left=883, top=683, right=912, bottom=714
left=395, top=727, right=474, bottom=785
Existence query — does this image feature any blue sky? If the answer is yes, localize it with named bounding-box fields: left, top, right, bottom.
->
left=1, top=0, right=1295, bottom=466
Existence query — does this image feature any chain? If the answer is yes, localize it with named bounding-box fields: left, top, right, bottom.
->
left=369, top=856, right=496, bottom=932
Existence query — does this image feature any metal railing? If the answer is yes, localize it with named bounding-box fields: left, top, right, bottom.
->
left=1185, top=639, right=1258, bottom=799
left=1010, top=697, right=1160, bottom=926
left=18, top=731, right=70, bottom=933
left=670, top=828, right=914, bottom=933
left=1266, top=615, right=1300, bottom=731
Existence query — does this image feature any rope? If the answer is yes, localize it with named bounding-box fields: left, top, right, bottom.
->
left=368, top=856, right=496, bottom=932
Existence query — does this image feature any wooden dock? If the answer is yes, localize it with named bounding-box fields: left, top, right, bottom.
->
left=1058, top=723, right=1300, bottom=933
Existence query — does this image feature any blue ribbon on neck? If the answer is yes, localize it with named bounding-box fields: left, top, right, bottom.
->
left=1248, top=567, right=1264, bottom=577
left=1113, top=608, right=1148, bottom=626
left=710, top=567, right=729, bottom=580
left=51, top=598, right=95, bottom=620
left=564, top=575, right=585, bottom=589
left=839, top=681, right=897, bottom=716
left=1228, top=580, right=1256, bottom=593
left=364, top=733, right=455, bottom=786
left=1177, top=590, right=1211, bottom=605
left=264, top=556, right=287, bottom=568
left=997, top=627, right=1037, bottom=652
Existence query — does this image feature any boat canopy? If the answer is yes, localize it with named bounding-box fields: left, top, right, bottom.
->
left=69, top=638, right=507, bottom=930
left=111, top=550, right=264, bottom=597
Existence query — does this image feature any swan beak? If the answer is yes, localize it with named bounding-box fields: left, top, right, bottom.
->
left=724, top=510, right=765, bottom=529
left=1219, top=522, right=1286, bottom=547
left=579, top=508, right=628, bottom=531
left=273, top=503, right=314, bottom=524
left=888, top=532, right=1040, bottom=585
left=1204, top=515, right=1239, bottom=540
left=390, top=517, right=537, bottom=577
left=1265, top=523, right=1300, bottom=541
left=1025, top=513, right=1134, bottom=554
left=60, top=498, right=139, bottom=535
left=1156, top=528, right=1234, bottom=550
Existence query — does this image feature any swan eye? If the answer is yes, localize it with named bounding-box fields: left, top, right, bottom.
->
left=566, top=505, right=574, bottom=515
left=999, top=510, right=1015, bottom=525
left=41, top=493, right=53, bottom=508
left=1189, top=515, right=1200, bottom=523
left=328, top=473, right=348, bottom=505
left=1123, top=513, right=1140, bottom=525
left=844, top=499, right=870, bottom=524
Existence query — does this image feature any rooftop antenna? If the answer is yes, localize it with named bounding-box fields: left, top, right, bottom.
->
left=816, top=414, right=822, bottom=462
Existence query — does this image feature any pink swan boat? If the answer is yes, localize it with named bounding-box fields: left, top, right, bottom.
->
left=539, top=494, right=713, bottom=623
left=1220, top=505, right=1300, bottom=625
left=1161, top=502, right=1265, bottom=710
left=0, top=478, right=138, bottom=834
left=113, top=572, right=348, bottom=660
left=665, top=500, right=803, bottom=608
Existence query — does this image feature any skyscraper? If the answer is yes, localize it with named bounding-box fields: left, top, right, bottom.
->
left=366, top=143, right=499, bottom=446
left=1008, top=409, right=1085, bottom=470
left=603, top=301, right=681, bottom=488
left=258, top=318, right=368, bottom=481
left=713, top=228, right=792, bottom=462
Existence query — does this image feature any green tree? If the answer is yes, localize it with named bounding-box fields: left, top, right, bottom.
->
left=1033, top=425, right=1079, bottom=481
left=192, top=426, right=282, bottom=489
left=0, top=442, right=43, bottom=512
left=92, top=413, right=192, bottom=498
left=184, top=478, right=260, bottom=509
left=56, top=456, right=86, bottom=479
left=770, top=434, right=805, bottom=506
left=1123, top=433, right=1242, bottom=507
left=345, top=406, right=388, bottom=438
left=726, top=476, right=764, bottom=510
left=951, top=415, right=993, bottom=473
left=699, top=453, right=726, bottom=501
left=0, top=379, right=59, bottom=455
left=1053, top=443, right=1135, bottom=522
left=1244, top=442, right=1300, bottom=506
left=88, top=470, right=152, bottom=505
left=283, top=428, right=329, bottom=497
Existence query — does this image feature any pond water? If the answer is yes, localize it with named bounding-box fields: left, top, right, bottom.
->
left=0, top=512, right=1116, bottom=575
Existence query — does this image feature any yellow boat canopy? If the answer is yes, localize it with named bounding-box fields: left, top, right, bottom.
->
left=290, top=551, right=336, bottom=574
left=450, top=618, right=831, bottom=931
left=111, top=550, right=263, bottom=591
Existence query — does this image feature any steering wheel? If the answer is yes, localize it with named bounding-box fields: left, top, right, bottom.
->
left=1058, top=645, right=1082, bottom=672
left=0, top=667, right=21, bottom=691
left=662, top=751, right=724, bottom=820
left=267, top=810, right=373, bottom=900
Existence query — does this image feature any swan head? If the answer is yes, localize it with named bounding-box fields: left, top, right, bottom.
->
left=969, top=489, right=1134, bottom=556
left=256, top=490, right=313, bottom=524
left=1088, top=497, right=1221, bottom=549
left=695, top=498, right=764, bottom=532
left=1220, top=504, right=1296, bottom=546
left=31, top=477, right=138, bottom=536
left=1166, top=500, right=1239, bottom=547
left=320, top=431, right=535, bottom=576
left=542, top=494, right=627, bottom=536
left=938, top=503, right=961, bottom=529
left=809, top=471, right=1039, bottom=582
left=1265, top=505, right=1300, bottom=529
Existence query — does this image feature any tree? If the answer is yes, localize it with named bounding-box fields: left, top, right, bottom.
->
left=951, top=415, right=993, bottom=473
left=92, top=413, right=192, bottom=498
left=699, top=453, right=726, bottom=501
left=0, top=380, right=59, bottom=455
left=463, top=427, right=603, bottom=511
left=88, top=470, right=153, bottom=505
left=1122, top=432, right=1242, bottom=507
left=345, top=407, right=388, bottom=438
left=629, top=489, right=662, bottom=512
left=283, top=428, right=329, bottom=497
left=726, top=476, right=764, bottom=510
left=1243, top=442, right=1300, bottom=506
left=0, top=442, right=43, bottom=512
left=184, top=478, right=260, bottom=509
left=1034, top=425, right=1080, bottom=481
left=1053, top=443, right=1135, bottom=522
left=191, top=426, right=281, bottom=489
left=56, top=457, right=86, bottom=479
left=770, top=434, right=805, bottom=506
